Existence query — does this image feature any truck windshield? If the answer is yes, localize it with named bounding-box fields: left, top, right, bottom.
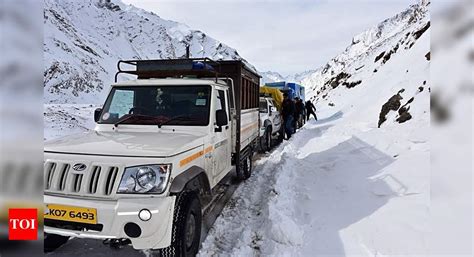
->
left=98, top=85, right=211, bottom=126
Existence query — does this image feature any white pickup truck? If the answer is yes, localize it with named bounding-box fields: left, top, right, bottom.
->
left=258, top=96, right=283, bottom=151
left=43, top=58, right=260, bottom=256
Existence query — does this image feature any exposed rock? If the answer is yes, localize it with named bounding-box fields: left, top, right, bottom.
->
left=378, top=93, right=403, bottom=127
left=382, top=51, right=393, bottom=64
left=425, top=52, right=431, bottom=61
left=418, top=86, right=424, bottom=92
left=396, top=111, right=412, bottom=123
left=328, top=102, right=335, bottom=107
left=414, top=21, right=430, bottom=39
left=325, top=72, right=351, bottom=89
left=396, top=97, right=414, bottom=124
left=375, top=51, right=386, bottom=62
left=343, top=80, right=362, bottom=88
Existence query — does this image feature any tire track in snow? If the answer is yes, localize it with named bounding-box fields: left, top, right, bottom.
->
left=199, top=122, right=329, bottom=256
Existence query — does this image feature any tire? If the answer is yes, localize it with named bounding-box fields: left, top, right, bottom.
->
left=236, top=154, right=252, bottom=181
left=259, top=127, right=272, bottom=152
left=44, top=233, right=69, bottom=253
left=161, top=192, right=202, bottom=257
left=277, top=125, right=284, bottom=143
left=265, top=127, right=272, bottom=151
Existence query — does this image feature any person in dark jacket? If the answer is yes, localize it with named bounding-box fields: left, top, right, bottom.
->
left=305, top=100, right=318, bottom=120
left=294, top=97, right=305, bottom=128
left=281, top=93, right=295, bottom=139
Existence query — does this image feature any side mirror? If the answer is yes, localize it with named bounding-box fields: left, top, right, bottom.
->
left=94, top=108, right=102, bottom=123
left=215, top=110, right=228, bottom=130
left=270, top=106, right=277, bottom=115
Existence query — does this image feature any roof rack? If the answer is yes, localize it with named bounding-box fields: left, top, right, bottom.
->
left=115, top=58, right=222, bottom=82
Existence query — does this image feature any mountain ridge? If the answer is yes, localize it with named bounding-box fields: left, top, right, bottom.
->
left=44, top=0, right=250, bottom=104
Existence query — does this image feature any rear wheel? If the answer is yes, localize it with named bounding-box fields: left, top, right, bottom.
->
left=161, top=192, right=202, bottom=257
left=236, top=154, right=252, bottom=181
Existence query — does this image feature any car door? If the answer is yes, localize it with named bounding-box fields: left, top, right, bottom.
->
left=212, top=86, right=232, bottom=181
left=270, top=100, right=282, bottom=131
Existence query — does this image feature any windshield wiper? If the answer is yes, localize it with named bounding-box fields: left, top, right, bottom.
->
left=158, top=115, right=194, bottom=128
left=114, top=114, right=154, bottom=127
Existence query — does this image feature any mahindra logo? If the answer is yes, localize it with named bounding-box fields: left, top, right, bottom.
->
left=72, top=163, right=87, bottom=171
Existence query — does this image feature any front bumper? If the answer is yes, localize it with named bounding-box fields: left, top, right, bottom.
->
left=44, top=194, right=175, bottom=250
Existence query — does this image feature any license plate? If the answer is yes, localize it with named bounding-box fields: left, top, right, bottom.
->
left=44, top=204, right=97, bottom=224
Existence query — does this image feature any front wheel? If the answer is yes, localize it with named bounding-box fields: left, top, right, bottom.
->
left=161, top=192, right=202, bottom=257
left=277, top=125, right=284, bottom=143
left=44, top=233, right=69, bottom=253
left=259, top=127, right=272, bottom=152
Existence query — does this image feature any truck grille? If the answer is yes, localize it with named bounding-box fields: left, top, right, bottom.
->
left=44, top=161, right=120, bottom=197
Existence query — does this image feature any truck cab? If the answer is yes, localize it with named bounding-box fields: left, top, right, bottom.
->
left=43, top=58, right=260, bottom=256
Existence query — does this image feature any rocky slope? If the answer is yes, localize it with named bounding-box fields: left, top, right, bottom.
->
left=302, top=0, right=430, bottom=104
left=44, top=0, right=248, bottom=104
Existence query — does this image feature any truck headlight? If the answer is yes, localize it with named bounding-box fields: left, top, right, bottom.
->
left=117, top=164, right=171, bottom=194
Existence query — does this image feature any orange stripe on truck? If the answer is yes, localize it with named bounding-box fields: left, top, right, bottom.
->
left=204, top=146, right=213, bottom=153
left=179, top=146, right=213, bottom=167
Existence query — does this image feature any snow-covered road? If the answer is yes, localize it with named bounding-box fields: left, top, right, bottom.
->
left=199, top=109, right=429, bottom=256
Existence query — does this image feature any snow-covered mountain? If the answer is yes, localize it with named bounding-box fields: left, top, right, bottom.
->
left=261, top=70, right=317, bottom=85
left=302, top=0, right=430, bottom=103
left=44, top=0, right=248, bottom=104
left=260, top=71, right=286, bottom=85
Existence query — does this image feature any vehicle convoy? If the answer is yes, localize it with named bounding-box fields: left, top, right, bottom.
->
left=265, top=81, right=306, bottom=101
left=43, top=58, right=260, bottom=256
left=258, top=87, right=284, bottom=152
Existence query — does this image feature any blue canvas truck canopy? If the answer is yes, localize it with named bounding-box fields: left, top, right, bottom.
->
left=264, top=81, right=305, bottom=101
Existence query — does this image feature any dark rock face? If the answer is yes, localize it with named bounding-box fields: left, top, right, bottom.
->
left=375, top=51, right=386, bottom=62
left=343, top=80, right=362, bottom=88
left=378, top=93, right=403, bottom=128
left=326, top=72, right=351, bottom=89
left=418, top=86, right=424, bottom=92
left=396, top=99, right=413, bottom=124
left=382, top=51, right=393, bottom=64
left=425, top=52, right=431, bottom=61
left=397, top=110, right=412, bottom=123
left=414, top=21, right=430, bottom=39
left=97, top=0, right=122, bottom=11
left=328, top=102, right=335, bottom=107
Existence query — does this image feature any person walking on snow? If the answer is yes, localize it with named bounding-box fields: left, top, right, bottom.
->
left=295, top=97, right=305, bottom=128
left=281, top=93, right=296, bottom=140
left=305, top=100, right=318, bottom=121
